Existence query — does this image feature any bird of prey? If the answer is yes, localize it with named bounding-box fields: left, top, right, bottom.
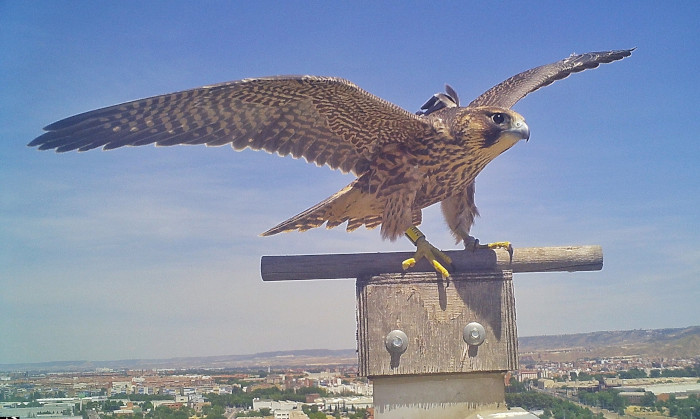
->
left=29, top=49, right=633, bottom=278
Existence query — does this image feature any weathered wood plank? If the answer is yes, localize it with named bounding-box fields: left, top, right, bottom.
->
left=372, top=372, right=507, bottom=418
left=357, top=271, right=518, bottom=377
left=261, top=245, right=602, bottom=281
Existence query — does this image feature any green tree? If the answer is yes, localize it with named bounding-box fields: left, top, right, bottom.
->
left=302, top=404, right=326, bottom=419
left=656, top=394, right=700, bottom=419
left=148, top=405, right=195, bottom=419
left=348, top=407, right=368, bottom=419
left=103, top=400, right=124, bottom=412
left=506, top=380, right=527, bottom=393
left=205, top=404, right=225, bottom=419
left=579, top=389, right=627, bottom=413
left=640, top=392, right=657, bottom=407
left=619, top=368, right=647, bottom=379
left=578, top=373, right=595, bottom=381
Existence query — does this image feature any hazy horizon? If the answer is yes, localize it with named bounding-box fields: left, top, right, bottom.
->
left=2, top=325, right=697, bottom=367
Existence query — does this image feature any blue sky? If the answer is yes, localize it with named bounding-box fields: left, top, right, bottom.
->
left=1, top=1, right=698, bottom=364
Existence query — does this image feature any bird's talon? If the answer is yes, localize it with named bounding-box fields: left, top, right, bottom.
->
left=487, top=241, right=512, bottom=251
left=431, top=260, right=450, bottom=279
left=435, top=249, right=452, bottom=266
left=465, top=237, right=513, bottom=260
left=404, top=227, right=453, bottom=277
left=402, top=258, right=417, bottom=270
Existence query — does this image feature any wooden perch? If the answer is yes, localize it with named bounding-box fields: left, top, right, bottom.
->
left=260, top=245, right=602, bottom=281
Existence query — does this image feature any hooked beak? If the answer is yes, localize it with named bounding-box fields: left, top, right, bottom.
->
left=511, top=119, right=530, bottom=142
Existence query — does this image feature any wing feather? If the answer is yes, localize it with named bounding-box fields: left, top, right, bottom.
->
left=29, top=76, right=435, bottom=175
left=469, top=49, right=634, bottom=109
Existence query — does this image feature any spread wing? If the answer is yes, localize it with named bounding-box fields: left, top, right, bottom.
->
left=469, top=48, right=634, bottom=109
left=28, top=76, right=436, bottom=175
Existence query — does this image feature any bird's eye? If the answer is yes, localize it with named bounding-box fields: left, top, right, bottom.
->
left=491, top=113, right=506, bottom=124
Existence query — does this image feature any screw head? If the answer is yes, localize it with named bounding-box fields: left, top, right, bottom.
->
left=385, top=330, right=408, bottom=354
left=463, top=322, right=486, bottom=346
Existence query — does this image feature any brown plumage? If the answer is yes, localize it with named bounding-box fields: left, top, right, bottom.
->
left=28, top=49, right=633, bottom=244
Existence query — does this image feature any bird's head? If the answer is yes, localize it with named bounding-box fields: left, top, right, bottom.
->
left=451, top=106, right=530, bottom=159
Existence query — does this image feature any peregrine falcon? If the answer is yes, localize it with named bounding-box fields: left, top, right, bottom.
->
left=28, top=49, right=633, bottom=277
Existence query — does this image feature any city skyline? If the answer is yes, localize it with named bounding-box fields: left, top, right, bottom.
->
left=2, top=2, right=699, bottom=364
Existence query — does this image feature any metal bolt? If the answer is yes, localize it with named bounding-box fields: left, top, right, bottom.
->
left=463, top=322, right=486, bottom=346
left=385, top=330, right=408, bottom=354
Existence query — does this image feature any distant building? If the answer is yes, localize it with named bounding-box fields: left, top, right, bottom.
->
left=518, top=370, right=539, bottom=382
left=162, top=388, right=179, bottom=396
left=604, top=378, right=623, bottom=387
left=109, top=382, right=131, bottom=396
left=189, top=400, right=211, bottom=413
left=274, top=410, right=308, bottom=419
left=305, top=393, right=320, bottom=404
left=136, top=386, right=153, bottom=395
left=538, top=379, right=555, bottom=389
left=320, top=396, right=373, bottom=411
left=619, top=391, right=646, bottom=405
left=152, top=401, right=184, bottom=410
left=266, top=374, right=285, bottom=385
left=252, top=398, right=302, bottom=414
left=212, top=386, right=233, bottom=394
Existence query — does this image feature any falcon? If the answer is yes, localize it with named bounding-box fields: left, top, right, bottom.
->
left=29, top=49, right=633, bottom=278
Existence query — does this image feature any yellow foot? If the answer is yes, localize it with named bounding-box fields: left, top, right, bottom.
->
left=465, top=237, right=513, bottom=260
left=486, top=241, right=513, bottom=252
left=402, top=227, right=452, bottom=279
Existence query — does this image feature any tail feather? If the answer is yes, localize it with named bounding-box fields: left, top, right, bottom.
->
left=260, top=180, right=378, bottom=236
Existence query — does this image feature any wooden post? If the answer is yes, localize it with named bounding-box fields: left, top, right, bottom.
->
left=357, top=270, right=516, bottom=418
left=260, top=246, right=602, bottom=418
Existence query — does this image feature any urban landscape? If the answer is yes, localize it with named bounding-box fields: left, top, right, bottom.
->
left=1, top=327, right=698, bottom=419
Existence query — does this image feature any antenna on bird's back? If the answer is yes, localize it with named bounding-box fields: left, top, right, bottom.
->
left=416, top=84, right=460, bottom=115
